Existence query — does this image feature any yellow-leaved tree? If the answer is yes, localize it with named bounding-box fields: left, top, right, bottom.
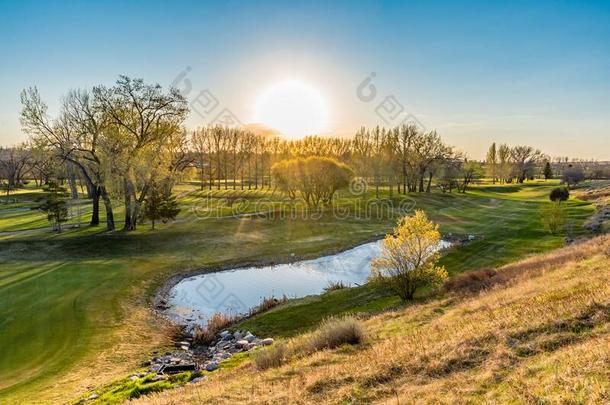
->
left=371, top=210, right=448, bottom=301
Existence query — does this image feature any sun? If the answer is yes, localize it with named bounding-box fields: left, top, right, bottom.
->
left=254, top=80, right=328, bottom=138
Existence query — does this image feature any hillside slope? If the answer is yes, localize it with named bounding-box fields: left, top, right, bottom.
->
left=135, top=235, right=610, bottom=404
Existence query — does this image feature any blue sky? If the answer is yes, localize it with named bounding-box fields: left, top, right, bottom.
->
left=1, top=0, right=609, bottom=158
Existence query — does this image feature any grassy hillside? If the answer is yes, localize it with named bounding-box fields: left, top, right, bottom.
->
left=0, top=181, right=595, bottom=403
left=135, top=235, right=610, bottom=404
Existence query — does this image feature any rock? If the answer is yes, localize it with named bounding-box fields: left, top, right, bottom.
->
left=141, top=360, right=151, bottom=367
left=244, top=333, right=256, bottom=343
left=233, top=331, right=243, bottom=340
left=219, top=330, right=231, bottom=338
left=260, top=338, right=274, bottom=346
left=246, top=343, right=257, bottom=351
left=181, top=345, right=189, bottom=351
left=236, top=339, right=249, bottom=348
left=205, top=362, right=218, bottom=372
left=152, top=375, right=166, bottom=381
left=138, top=372, right=146, bottom=378
left=87, top=393, right=99, bottom=400
left=148, top=364, right=163, bottom=373
left=220, top=352, right=231, bottom=359
left=129, top=375, right=139, bottom=381
left=189, top=376, right=207, bottom=384
left=161, top=363, right=197, bottom=374
left=178, top=341, right=190, bottom=347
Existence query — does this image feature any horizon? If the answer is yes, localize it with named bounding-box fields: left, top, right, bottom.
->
left=1, top=0, right=609, bottom=160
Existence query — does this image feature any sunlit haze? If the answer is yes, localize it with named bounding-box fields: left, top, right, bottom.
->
left=254, top=80, right=328, bottom=139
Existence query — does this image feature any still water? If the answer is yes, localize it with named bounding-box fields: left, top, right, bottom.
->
left=165, top=239, right=450, bottom=326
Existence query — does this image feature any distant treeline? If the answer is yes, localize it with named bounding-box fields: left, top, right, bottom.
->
left=1, top=76, right=609, bottom=231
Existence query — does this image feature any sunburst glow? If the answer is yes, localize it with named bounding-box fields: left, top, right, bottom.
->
left=254, top=80, right=328, bottom=138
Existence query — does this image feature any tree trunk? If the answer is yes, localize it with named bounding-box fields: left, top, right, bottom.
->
left=255, top=158, right=258, bottom=189
left=90, top=186, right=100, bottom=226
left=426, top=172, right=433, bottom=193
left=200, top=164, right=205, bottom=191
left=68, top=169, right=78, bottom=199
left=123, top=179, right=134, bottom=231
left=100, top=188, right=115, bottom=231
left=248, top=157, right=251, bottom=190
left=208, top=160, right=213, bottom=190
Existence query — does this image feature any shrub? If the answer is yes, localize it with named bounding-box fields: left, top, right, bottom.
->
left=549, top=186, right=569, bottom=203
left=308, top=316, right=364, bottom=351
left=542, top=201, right=566, bottom=235
left=442, top=267, right=498, bottom=294
left=323, top=280, right=348, bottom=292
left=272, top=156, right=353, bottom=207
left=371, top=210, right=448, bottom=301
left=252, top=342, right=287, bottom=370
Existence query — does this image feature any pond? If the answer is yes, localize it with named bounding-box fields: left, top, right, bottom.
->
left=164, top=239, right=451, bottom=327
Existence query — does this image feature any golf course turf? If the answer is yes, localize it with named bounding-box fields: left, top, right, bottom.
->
left=0, top=180, right=595, bottom=402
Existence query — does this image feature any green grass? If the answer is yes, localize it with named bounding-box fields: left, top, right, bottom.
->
left=82, top=371, right=198, bottom=404
left=0, top=179, right=596, bottom=403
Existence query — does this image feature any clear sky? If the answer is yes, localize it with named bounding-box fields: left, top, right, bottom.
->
left=1, top=0, right=609, bottom=159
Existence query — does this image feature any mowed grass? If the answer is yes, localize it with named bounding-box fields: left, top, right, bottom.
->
left=0, top=180, right=596, bottom=403
left=135, top=235, right=610, bottom=405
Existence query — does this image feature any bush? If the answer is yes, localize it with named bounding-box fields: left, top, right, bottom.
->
left=549, top=187, right=569, bottom=203
left=371, top=210, right=448, bottom=301
left=542, top=201, right=566, bottom=235
left=272, top=156, right=353, bottom=207
left=442, top=267, right=498, bottom=295
left=308, top=316, right=364, bottom=351
left=252, top=342, right=287, bottom=370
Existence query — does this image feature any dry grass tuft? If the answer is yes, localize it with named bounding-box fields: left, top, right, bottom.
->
left=193, top=312, right=238, bottom=345
left=252, top=316, right=364, bottom=371
left=249, top=295, right=288, bottom=316
left=323, top=280, right=349, bottom=292
left=252, top=342, right=288, bottom=370
left=307, top=316, right=364, bottom=351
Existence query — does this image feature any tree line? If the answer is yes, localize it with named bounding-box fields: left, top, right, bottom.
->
left=2, top=75, right=610, bottom=231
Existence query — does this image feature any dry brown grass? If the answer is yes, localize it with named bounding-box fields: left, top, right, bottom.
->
left=133, top=235, right=610, bottom=405
left=323, top=280, right=349, bottom=292
left=252, top=342, right=288, bottom=370
left=249, top=295, right=289, bottom=316
left=307, top=316, right=365, bottom=351
left=444, top=235, right=610, bottom=295
left=253, top=316, right=364, bottom=370
left=193, top=312, right=239, bottom=345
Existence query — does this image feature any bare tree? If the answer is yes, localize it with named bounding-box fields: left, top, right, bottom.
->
left=0, top=144, right=31, bottom=201
left=92, top=76, right=188, bottom=230
left=511, top=145, right=542, bottom=183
